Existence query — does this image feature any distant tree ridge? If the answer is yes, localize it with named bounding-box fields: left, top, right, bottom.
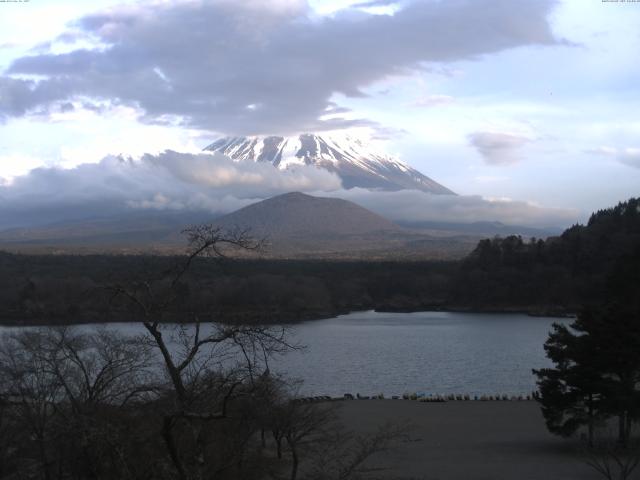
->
left=454, top=197, right=640, bottom=312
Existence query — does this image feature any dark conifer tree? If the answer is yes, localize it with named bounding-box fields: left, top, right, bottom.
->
left=534, top=320, right=605, bottom=446
left=534, top=248, right=640, bottom=446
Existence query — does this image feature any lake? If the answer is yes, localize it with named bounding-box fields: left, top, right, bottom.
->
left=278, top=311, right=568, bottom=397
left=1, top=311, right=568, bottom=397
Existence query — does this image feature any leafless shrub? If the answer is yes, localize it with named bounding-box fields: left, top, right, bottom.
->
left=582, top=434, right=640, bottom=480
left=306, top=421, right=409, bottom=480
left=0, top=327, right=159, bottom=479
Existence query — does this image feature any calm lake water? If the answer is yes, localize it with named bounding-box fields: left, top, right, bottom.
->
left=2, top=311, right=569, bottom=397
left=279, top=311, right=569, bottom=397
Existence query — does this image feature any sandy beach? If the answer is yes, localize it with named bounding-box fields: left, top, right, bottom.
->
left=337, top=400, right=600, bottom=480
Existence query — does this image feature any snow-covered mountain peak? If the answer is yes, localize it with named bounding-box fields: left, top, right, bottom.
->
left=204, top=133, right=455, bottom=195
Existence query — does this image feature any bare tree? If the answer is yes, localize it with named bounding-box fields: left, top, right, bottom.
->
left=0, top=330, right=64, bottom=480
left=256, top=379, right=408, bottom=480
left=107, top=225, right=299, bottom=480
left=0, top=327, right=157, bottom=479
left=583, top=436, right=640, bottom=480
left=306, top=422, right=409, bottom=480
left=283, top=402, right=337, bottom=480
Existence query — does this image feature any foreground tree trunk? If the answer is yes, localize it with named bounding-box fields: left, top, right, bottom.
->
left=287, top=438, right=299, bottom=480
left=588, top=396, right=595, bottom=448
left=162, top=416, right=187, bottom=480
left=618, top=411, right=632, bottom=448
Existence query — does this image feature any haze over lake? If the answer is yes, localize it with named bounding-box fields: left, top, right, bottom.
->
left=1, top=311, right=567, bottom=397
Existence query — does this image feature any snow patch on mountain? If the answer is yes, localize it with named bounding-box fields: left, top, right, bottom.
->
left=204, top=133, right=455, bottom=195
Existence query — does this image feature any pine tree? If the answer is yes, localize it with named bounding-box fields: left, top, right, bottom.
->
left=533, top=320, right=605, bottom=446
left=534, top=249, right=640, bottom=446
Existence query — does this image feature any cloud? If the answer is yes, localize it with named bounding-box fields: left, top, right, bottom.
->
left=351, top=0, right=401, bottom=7
left=0, top=151, right=342, bottom=229
left=0, top=0, right=560, bottom=135
left=328, top=189, right=577, bottom=228
left=584, top=146, right=617, bottom=156
left=412, top=94, right=455, bottom=108
left=0, top=153, right=48, bottom=179
left=0, top=151, right=576, bottom=230
left=619, top=149, right=640, bottom=168
left=586, top=146, right=640, bottom=169
left=468, top=131, right=533, bottom=165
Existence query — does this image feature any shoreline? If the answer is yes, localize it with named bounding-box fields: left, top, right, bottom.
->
left=374, top=305, right=577, bottom=319
left=0, top=306, right=576, bottom=327
left=297, top=394, right=538, bottom=403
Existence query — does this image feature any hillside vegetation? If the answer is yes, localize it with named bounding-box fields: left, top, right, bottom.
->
left=454, top=197, right=640, bottom=312
left=0, top=198, right=638, bottom=325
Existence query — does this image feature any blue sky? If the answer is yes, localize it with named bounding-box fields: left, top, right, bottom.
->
left=0, top=0, right=638, bottom=227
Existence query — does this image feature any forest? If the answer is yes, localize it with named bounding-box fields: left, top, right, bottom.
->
left=0, top=197, right=638, bottom=326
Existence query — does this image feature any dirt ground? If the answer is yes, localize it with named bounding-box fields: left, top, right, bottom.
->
left=336, top=400, right=602, bottom=480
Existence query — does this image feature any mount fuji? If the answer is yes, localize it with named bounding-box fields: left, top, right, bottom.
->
left=204, top=133, right=455, bottom=195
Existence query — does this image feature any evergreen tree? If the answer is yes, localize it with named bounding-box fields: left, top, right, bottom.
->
left=534, top=249, right=640, bottom=446
left=533, top=320, right=605, bottom=446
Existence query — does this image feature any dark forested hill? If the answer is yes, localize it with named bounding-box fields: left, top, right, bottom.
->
left=452, top=198, right=640, bottom=313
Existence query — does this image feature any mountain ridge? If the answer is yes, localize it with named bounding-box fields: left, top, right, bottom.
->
left=212, top=191, right=402, bottom=239
left=208, top=191, right=475, bottom=259
left=0, top=192, right=554, bottom=258
left=204, top=133, right=454, bottom=195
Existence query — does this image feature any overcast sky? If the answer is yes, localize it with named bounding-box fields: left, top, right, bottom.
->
left=0, top=0, right=638, bottom=228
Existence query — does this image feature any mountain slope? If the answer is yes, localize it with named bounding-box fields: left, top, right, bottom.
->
left=210, top=192, right=478, bottom=259
left=395, top=220, right=560, bottom=238
left=0, top=211, right=213, bottom=251
left=204, top=133, right=454, bottom=194
left=0, top=193, right=480, bottom=259
left=213, top=191, right=401, bottom=238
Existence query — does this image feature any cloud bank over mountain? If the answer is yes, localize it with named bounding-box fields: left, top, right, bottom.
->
left=0, top=0, right=560, bottom=135
left=0, top=152, right=341, bottom=228
left=331, top=189, right=577, bottom=228
left=0, top=151, right=577, bottom=230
